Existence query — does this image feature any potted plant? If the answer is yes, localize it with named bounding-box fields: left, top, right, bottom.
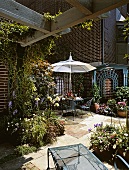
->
left=107, top=99, right=117, bottom=123
left=89, top=123, right=129, bottom=162
left=90, top=83, right=101, bottom=113
left=116, top=101, right=127, bottom=118
left=89, top=123, right=118, bottom=151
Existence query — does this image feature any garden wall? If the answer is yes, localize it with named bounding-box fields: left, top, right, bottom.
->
left=0, top=63, right=8, bottom=113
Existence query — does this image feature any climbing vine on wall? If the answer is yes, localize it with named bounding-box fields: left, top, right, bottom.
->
left=0, top=19, right=56, bottom=116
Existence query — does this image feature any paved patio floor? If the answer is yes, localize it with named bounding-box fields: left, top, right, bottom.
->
left=0, top=111, right=126, bottom=170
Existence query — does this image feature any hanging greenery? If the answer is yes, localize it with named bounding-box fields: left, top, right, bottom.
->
left=123, top=16, right=129, bottom=58
left=0, top=21, right=31, bottom=42
left=43, top=11, right=62, bottom=21
left=76, top=19, right=93, bottom=30
left=123, top=16, right=129, bottom=40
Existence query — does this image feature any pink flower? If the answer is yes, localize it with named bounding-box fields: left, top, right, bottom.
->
left=117, top=102, right=126, bottom=106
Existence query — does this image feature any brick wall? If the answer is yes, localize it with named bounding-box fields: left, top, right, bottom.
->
left=0, top=63, right=8, bottom=113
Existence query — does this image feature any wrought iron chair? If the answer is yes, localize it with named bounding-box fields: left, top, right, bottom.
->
left=77, top=98, right=94, bottom=116
left=114, top=154, right=129, bottom=170
left=61, top=99, right=77, bottom=121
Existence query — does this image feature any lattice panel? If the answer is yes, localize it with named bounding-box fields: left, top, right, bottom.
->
left=55, top=20, right=102, bottom=64
left=97, top=69, right=118, bottom=97
left=115, top=70, right=123, bottom=87
left=16, top=0, right=72, bottom=14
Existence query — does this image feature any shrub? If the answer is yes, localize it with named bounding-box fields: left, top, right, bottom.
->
left=44, top=117, right=65, bottom=144
left=15, top=144, right=37, bottom=156
left=22, top=115, right=47, bottom=146
left=6, top=109, right=65, bottom=147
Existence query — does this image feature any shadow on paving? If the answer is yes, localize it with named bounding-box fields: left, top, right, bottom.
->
left=0, top=143, right=33, bottom=170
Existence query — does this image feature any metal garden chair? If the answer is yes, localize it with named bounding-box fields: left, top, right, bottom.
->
left=114, top=154, right=129, bottom=170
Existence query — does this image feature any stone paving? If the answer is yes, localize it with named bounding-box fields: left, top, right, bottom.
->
left=0, top=112, right=126, bottom=170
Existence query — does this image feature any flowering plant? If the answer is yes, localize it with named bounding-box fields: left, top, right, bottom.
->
left=47, top=94, right=60, bottom=109
left=89, top=123, right=119, bottom=152
left=116, top=101, right=127, bottom=111
left=89, top=123, right=129, bottom=154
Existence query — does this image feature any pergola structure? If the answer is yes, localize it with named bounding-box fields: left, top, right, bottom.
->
left=0, top=0, right=129, bottom=47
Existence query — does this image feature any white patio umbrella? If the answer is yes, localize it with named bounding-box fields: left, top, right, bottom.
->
left=52, top=52, right=96, bottom=91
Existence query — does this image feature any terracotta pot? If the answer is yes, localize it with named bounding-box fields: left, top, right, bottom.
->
left=117, top=110, right=126, bottom=118
left=90, top=103, right=99, bottom=113
left=92, top=145, right=114, bottom=162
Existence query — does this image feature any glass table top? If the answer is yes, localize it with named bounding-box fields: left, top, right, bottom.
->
left=47, top=143, right=108, bottom=170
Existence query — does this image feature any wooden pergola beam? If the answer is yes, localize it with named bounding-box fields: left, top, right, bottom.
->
left=65, top=0, right=92, bottom=15
left=0, top=0, right=50, bottom=33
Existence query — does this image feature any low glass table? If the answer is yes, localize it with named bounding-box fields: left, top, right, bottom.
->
left=47, top=143, right=108, bottom=170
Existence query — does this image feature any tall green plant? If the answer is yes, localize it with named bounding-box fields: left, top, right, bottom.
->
left=92, top=83, right=101, bottom=103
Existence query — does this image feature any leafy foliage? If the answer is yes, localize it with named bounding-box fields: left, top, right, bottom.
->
left=115, top=86, right=129, bottom=102
left=22, top=115, right=47, bottom=146
left=123, top=16, right=129, bottom=40
left=123, top=16, right=129, bottom=58
left=77, top=20, right=93, bottom=30
left=0, top=21, right=31, bottom=42
left=44, top=11, right=62, bottom=21
left=92, top=83, right=101, bottom=103
left=0, top=19, right=65, bottom=148
left=15, top=145, right=37, bottom=156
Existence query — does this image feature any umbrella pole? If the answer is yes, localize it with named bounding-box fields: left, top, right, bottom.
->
left=69, top=72, right=71, bottom=91
left=69, top=65, right=72, bottom=92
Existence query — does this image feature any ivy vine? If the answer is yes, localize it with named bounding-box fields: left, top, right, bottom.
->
left=123, top=16, right=129, bottom=58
